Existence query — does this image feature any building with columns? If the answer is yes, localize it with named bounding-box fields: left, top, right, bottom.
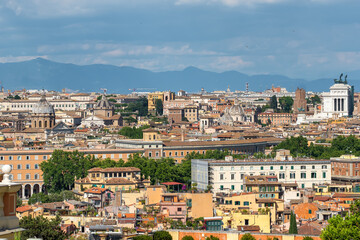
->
left=322, top=78, right=354, bottom=118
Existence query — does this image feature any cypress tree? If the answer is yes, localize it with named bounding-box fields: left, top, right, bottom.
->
left=289, top=211, right=298, bottom=234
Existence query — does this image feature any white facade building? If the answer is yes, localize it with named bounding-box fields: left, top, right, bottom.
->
left=321, top=82, right=354, bottom=118
left=192, top=158, right=331, bottom=194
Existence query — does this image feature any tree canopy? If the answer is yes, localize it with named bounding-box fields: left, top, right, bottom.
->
left=321, top=200, right=360, bottom=240
left=19, top=215, right=68, bottom=240
left=240, top=233, right=256, bottom=240
left=155, top=99, right=163, bottom=116
left=274, top=135, right=360, bottom=159
left=28, top=191, right=79, bottom=205
left=278, top=96, right=294, bottom=113
left=270, top=95, right=278, bottom=110
left=118, top=125, right=150, bottom=139
left=153, top=231, right=172, bottom=240
left=40, top=150, right=95, bottom=193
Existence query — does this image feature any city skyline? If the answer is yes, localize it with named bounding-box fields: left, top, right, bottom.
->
left=1, top=0, right=360, bottom=80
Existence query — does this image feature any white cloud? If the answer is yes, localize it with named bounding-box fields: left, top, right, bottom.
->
left=102, top=44, right=219, bottom=57
left=175, top=0, right=285, bottom=7
left=210, top=56, right=252, bottom=70
left=0, top=55, right=48, bottom=63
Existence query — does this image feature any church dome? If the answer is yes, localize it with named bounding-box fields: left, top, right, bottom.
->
left=32, top=95, right=55, bottom=115
left=95, top=95, right=112, bottom=109
left=229, top=104, right=245, bottom=116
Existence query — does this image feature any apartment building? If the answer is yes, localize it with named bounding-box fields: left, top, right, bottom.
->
left=331, top=154, right=360, bottom=183
left=192, top=157, right=331, bottom=193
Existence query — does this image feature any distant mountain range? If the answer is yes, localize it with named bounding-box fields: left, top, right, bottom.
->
left=0, top=58, right=359, bottom=93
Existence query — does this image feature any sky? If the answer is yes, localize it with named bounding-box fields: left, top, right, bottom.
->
left=1, top=0, right=360, bottom=79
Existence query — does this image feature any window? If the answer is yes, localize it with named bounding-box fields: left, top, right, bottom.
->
left=220, top=185, right=224, bottom=190
left=301, top=166, right=306, bottom=169
left=308, top=210, right=312, bottom=214
left=312, top=165, right=315, bottom=169
left=270, top=166, right=273, bottom=170
left=244, top=201, right=249, bottom=206
left=322, top=165, right=327, bottom=169
left=260, top=166, right=264, bottom=170
left=231, top=185, right=235, bottom=190
left=220, top=174, right=224, bottom=180
left=43, top=156, right=47, bottom=160
left=0, top=156, right=3, bottom=160
left=35, top=155, right=38, bottom=160
left=323, top=172, right=326, bottom=178
left=301, top=173, right=306, bottom=179
left=290, top=173, right=295, bottom=179
left=235, top=201, right=240, bottom=205
left=17, top=174, right=21, bottom=180
left=177, top=208, right=182, bottom=211
left=105, top=173, right=108, bottom=177
left=279, top=173, right=285, bottom=179
left=26, top=164, right=30, bottom=170
left=291, top=166, right=294, bottom=170
left=26, top=174, right=30, bottom=180
left=17, top=156, right=22, bottom=160
left=231, top=174, right=235, bottom=180
left=17, top=164, right=22, bottom=169
left=311, top=172, right=317, bottom=178
left=26, top=155, right=30, bottom=160
left=220, top=167, right=223, bottom=171
left=34, top=174, right=39, bottom=179
left=301, top=184, right=305, bottom=188
left=9, top=156, right=13, bottom=160
left=231, top=167, right=234, bottom=170
left=280, top=166, right=284, bottom=170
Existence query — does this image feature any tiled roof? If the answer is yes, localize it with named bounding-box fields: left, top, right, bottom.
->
left=16, top=205, right=32, bottom=213
left=84, top=187, right=107, bottom=194
left=105, top=178, right=135, bottom=184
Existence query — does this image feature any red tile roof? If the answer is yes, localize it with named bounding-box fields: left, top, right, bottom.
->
left=16, top=205, right=32, bottom=213
left=84, top=187, right=107, bottom=194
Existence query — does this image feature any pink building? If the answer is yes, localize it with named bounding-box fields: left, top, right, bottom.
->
left=159, top=193, right=187, bottom=223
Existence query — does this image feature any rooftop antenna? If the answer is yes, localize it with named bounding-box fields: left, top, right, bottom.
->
left=246, top=82, right=249, bottom=92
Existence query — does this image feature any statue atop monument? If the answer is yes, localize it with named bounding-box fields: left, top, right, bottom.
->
left=334, top=73, right=348, bottom=84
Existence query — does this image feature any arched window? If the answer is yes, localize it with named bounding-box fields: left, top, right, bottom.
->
left=34, top=121, right=36, bottom=128
left=44, top=121, right=47, bottom=128
left=39, top=121, right=42, bottom=128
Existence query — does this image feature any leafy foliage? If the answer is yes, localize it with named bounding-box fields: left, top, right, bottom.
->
left=275, top=135, right=360, bottom=159
left=153, top=231, right=172, bottom=240
left=321, top=200, right=360, bottom=240
left=19, top=215, right=68, bottom=240
left=155, top=99, right=163, bottom=116
left=40, top=150, right=95, bottom=193
left=133, top=236, right=152, bottom=240
left=205, top=236, right=219, bottom=240
left=28, top=191, right=79, bottom=205
left=302, top=237, right=314, bottom=240
left=126, top=96, right=148, bottom=116
left=118, top=125, right=150, bottom=139
left=240, top=233, right=256, bottom=240
left=270, top=95, right=278, bottom=110
left=278, top=96, right=294, bottom=113
left=182, top=236, right=195, bottom=240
